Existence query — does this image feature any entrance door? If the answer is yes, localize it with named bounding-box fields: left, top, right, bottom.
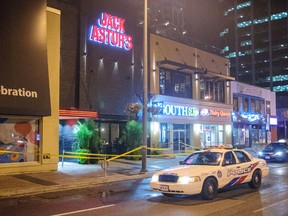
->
left=173, top=130, right=185, bottom=153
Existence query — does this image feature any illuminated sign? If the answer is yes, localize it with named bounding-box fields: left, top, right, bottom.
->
left=209, top=110, right=231, bottom=117
left=232, top=112, right=266, bottom=123
left=152, top=101, right=230, bottom=118
left=270, top=117, right=277, bottom=125
left=89, top=12, right=133, bottom=50
left=163, top=105, right=199, bottom=117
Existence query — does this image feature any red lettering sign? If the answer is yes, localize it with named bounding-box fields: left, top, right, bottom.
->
left=89, top=12, right=133, bottom=50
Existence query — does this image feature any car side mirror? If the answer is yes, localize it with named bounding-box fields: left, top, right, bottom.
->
left=179, top=161, right=185, bottom=165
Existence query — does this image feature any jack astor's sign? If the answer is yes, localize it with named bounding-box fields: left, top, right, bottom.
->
left=89, top=12, right=133, bottom=50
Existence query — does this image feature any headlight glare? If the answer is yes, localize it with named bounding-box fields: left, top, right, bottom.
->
left=258, top=151, right=263, bottom=156
left=275, top=151, right=283, bottom=156
left=151, top=175, right=159, bottom=182
left=178, top=176, right=201, bottom=184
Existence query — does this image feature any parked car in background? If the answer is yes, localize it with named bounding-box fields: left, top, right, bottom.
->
left=258, top=140, right=288, bottom=162
left=150, top=147, right=269, bottom=200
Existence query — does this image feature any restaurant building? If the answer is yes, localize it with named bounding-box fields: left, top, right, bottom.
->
left=230, top=81, right=277, bottom=150
left=149, top=34, right=234, bottom=152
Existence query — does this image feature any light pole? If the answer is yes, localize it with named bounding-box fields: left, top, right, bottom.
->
left=141, top=0, right=148, bottom=173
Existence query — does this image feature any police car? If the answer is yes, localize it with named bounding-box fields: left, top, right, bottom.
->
left=150, top=147, right=269, bottom=200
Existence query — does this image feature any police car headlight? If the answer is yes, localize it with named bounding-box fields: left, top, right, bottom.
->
left=275, top=151, right=284, bottom=156
left=178, top=176, right=201, bottom=184
left=151, top=175, right=159, bottom=182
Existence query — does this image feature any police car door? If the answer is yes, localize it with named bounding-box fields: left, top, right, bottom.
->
left=219, top=151, right=246, bottom=188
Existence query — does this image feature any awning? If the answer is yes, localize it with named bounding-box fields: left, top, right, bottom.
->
left=157, top=59, right=206, bottom=74
left=157, top=59, right=235, bottom=81
left=59, top=109, right=98, bottom=119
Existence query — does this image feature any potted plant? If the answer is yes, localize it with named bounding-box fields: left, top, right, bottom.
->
left=74, top=119, right=102, bottom=164
left=119, top=120, right=142, bottom=160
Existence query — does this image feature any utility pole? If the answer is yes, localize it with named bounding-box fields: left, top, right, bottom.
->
left=141, top=0, right=148, bottom=173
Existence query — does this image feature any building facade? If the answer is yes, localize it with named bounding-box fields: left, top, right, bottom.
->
left=218, top=0, right=288, bottom=139
left=149, top=34, right=234, bottom=152
left=0, top=1, right=60, bottom=174
left=230, top=81, right=276, bottom=150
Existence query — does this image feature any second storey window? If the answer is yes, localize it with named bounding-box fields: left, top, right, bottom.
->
left=159, top=68, right=192, bottom=98
left=200, top=80, right=225, bottom=103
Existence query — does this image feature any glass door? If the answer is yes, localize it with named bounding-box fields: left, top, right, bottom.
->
left=173, top=130, right=185, bottom=153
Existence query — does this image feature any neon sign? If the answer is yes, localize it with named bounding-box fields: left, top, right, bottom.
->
left=89, top=12, right=133, bottom=50
left=152, top=101, right=230, bottom=118
left=163, top=105, right=199, bottom=117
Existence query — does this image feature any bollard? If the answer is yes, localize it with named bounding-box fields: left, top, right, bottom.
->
left=62, top=150, right=65, bottom=167
left=101, top=156, right=109, bottom=177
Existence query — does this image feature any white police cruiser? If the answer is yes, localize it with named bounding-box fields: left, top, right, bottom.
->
left=150, top=147, right=269, bottom=200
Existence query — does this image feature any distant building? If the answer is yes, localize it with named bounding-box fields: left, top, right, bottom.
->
left=219, top=0, right=288, bottom=139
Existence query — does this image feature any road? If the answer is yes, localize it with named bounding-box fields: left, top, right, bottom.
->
left=0, top=162, right=287, bottom=216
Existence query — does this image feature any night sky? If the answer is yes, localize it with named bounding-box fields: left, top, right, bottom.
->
left=183, top=0, right=221, bottom=48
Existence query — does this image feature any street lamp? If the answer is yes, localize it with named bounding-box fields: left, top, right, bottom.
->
left=141, top=0, right=148, bottom=173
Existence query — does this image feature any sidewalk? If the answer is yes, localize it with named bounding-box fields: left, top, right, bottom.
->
left=0, top=156, right=186, bottom=199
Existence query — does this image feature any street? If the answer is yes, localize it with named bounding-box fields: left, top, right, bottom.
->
left=0, top=162, right=287, bottom=216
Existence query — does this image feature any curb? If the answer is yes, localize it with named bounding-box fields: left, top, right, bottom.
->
left=0, top=172, right=154, bottom=199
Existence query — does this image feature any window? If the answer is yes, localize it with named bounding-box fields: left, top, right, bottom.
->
left=159, top=68, right=192, bottom=98
left=200, top=80, right=225, bottom=103
left=235, top=151, right=251, bottom=163
left=238, top=97, right=243, bottom=112
left=250, top=98, right=256, bottom=113
left=160, top=123, right=170, bottom=145
left=266, top=101, right=271, bottom=115
left=233, top=96, right=238, bottom=111
left=0, top=117, right=40, bottom=163
left=223, top=152, right=236, bottom=166
left=244, top=98, right=249, bottom=112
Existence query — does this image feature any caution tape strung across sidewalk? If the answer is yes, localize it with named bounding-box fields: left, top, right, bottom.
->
left=0, top=145, right=196, bottom=162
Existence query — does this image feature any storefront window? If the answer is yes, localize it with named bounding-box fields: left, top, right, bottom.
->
left=218, top=125, right=224, bottom=145
left=160, top=123, right=170, bottom=148
left=100, top=123, right=109, bottom=144
left=233, top=124, right=249, bottom=147
left=0, top=117, right=40, bottom=163
left=200, top=125, right=221, bottom=148
left=159, top=68, right=192, bottom=98
left=266, top=101, right=271, bottom=115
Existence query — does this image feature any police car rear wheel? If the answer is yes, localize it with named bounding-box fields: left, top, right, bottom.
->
left=248, top=170, right=262, bottom=189
left=201, top=177, right=218, bottom=200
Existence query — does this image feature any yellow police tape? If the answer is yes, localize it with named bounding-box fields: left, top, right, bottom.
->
left=0, top=146, right=195, bottom=162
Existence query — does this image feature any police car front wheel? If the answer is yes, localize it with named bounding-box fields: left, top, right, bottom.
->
left=201, top=177, right=218, bottom=200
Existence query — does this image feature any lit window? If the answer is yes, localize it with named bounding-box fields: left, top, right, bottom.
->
left=237, top=2, right=251, bottom=10
left=240, top=40, right=252, bottom=47
left=271, top=12, right=288, bottom=21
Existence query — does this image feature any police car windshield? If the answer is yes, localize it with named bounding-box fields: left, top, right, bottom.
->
left=183, top=152, right=222, bottom=166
